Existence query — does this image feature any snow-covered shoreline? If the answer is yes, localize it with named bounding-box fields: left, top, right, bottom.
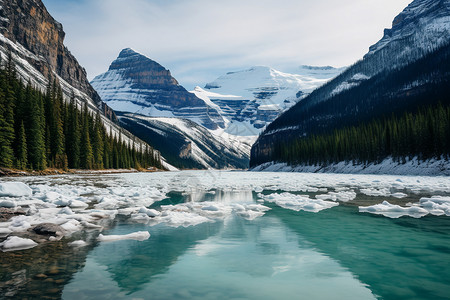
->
left=251, top=157, right=450, bottom=176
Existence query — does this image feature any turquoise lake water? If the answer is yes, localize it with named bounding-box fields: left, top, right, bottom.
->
left=60, top=205, right=449, bottom=300
left=1, top=172, right=449, bottom=299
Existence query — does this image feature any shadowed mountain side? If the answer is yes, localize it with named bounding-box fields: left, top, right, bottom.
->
left=117, top=112, right=250, bottom=169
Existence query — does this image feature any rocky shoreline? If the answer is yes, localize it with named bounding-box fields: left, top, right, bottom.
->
left=0, top=167, right=161, bottom=178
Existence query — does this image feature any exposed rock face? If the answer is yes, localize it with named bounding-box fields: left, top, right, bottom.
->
left=367, top=0, right=450, bottom=56
left=32, top=223, right=64, bottom=236
left=91, top=48, right=225, bottom=130
left=0, top=0, right=115, bottom=120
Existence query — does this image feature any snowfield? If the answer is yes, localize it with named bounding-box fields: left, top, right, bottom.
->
left=251, top=157, right=450, bottom=176
left=0, top=170, right=449, bottom=251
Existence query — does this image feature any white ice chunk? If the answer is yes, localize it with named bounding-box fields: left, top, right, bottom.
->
left=69, top=240, right=87, bottom=247
left=97, top=231, right=150, bottom=242
left=419, top=196, right=450, bottom=216
left=0, top=182, right=32, bottom=197
left=9, top=215, right=32, bottom=232
left=360, top=188, right=391, bottom=197
left=262, top=192, right=338, bottom=212
left=391, top=192, right=408, bottom=199
left=69, top=200, right=89, bottom=209
left=0, top=227, right=12, bottom=237
left=80, top=221, right=103, bottom=229
left=159, top=211, right=212, bottom=228
left=235, top=210, right=265, bottom=220
left=138, top=207, right=160, bottom=217
left=58, top=207, right=74, bottom=215
left=44, top=191, right=64, bottom=202
left=54, top=198, right=71, bottom=206
left=201, top=205, right=220, bottom=211
left=359, top=201, right=429, bottom=218
left=0, top=199, right=16, bottom=208
left=60, top=219, right=82, bottom=233
left=315, top=190, right=356, bottom=202
left=0, top=236, right=37, bottom=251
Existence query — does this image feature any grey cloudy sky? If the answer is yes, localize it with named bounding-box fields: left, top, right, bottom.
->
left=42, top=0, right=411, bottom=89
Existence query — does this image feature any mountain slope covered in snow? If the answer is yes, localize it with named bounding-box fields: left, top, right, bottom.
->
left=117, top=113, right=250, bottom=169
left=192, top=66, right=344, bottom=137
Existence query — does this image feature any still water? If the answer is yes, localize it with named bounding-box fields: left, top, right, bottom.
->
left=1, top=171, right=449, bottom=299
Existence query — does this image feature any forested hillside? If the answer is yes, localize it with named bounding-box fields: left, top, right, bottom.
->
left=251, top=43, right=450, bottom=167
left=0, top=55, right=162, bottom=171
left=271, top=104, right=450, bottom=167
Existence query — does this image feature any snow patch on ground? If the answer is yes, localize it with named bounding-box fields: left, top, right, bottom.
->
left=252, top=157, right=450, bottom=176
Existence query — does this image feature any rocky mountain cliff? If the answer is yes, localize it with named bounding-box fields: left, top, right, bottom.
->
left=0, top=0, right=115, bottom=120
left=91, top=48, right=225, bottom=130
left=367, top=0, right=450, bottom=56
left=0, top=0, right=168, bottom=167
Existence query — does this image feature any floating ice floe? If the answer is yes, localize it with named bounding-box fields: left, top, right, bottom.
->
left=360, top=188, right=391, bottom=197
left=137, top=201, right=271, bottom=228
left=419, top=196, right=450, bottom=216
left=0, top=236, right=38, bottom=251
left=359, top=201, right=429, bottom=218
left=391, top=192, right=408, bottom=199
left=138, top=207, right=161, bottom=217
left=360, top=196, right=450, bottom=218
left=69, top=240, right=87, bottom=247
left=315, top=190, right=356, bottom=202
left=0, top=182, right=32, bottom=197
left=260, top=192, right=339, bottom=213
left=97, top=231, right=150, bottom=242
left=0, top=227, right=12, bottom=237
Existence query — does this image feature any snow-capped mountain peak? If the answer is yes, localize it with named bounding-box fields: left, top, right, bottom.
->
left=91, top=48, right=225, bottom=130
left=367, top=0, right=450, bottom=57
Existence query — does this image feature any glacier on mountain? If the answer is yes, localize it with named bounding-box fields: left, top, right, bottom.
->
left=192, top=65, right=343, bottom=137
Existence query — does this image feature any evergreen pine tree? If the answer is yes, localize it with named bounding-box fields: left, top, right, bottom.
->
left=15, top=121, right=28, bottom=169
left=79, top=103, right=94, bottom=169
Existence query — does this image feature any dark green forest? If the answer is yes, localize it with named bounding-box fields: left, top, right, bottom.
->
left=272, top=104, right=450, bottom=167
left=0, top=54, right=162, bottom=171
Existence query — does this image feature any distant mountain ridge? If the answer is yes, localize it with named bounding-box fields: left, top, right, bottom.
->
left=92, top=49, right=343, bottom=169
left=192, top=65, right=343, bottom=137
